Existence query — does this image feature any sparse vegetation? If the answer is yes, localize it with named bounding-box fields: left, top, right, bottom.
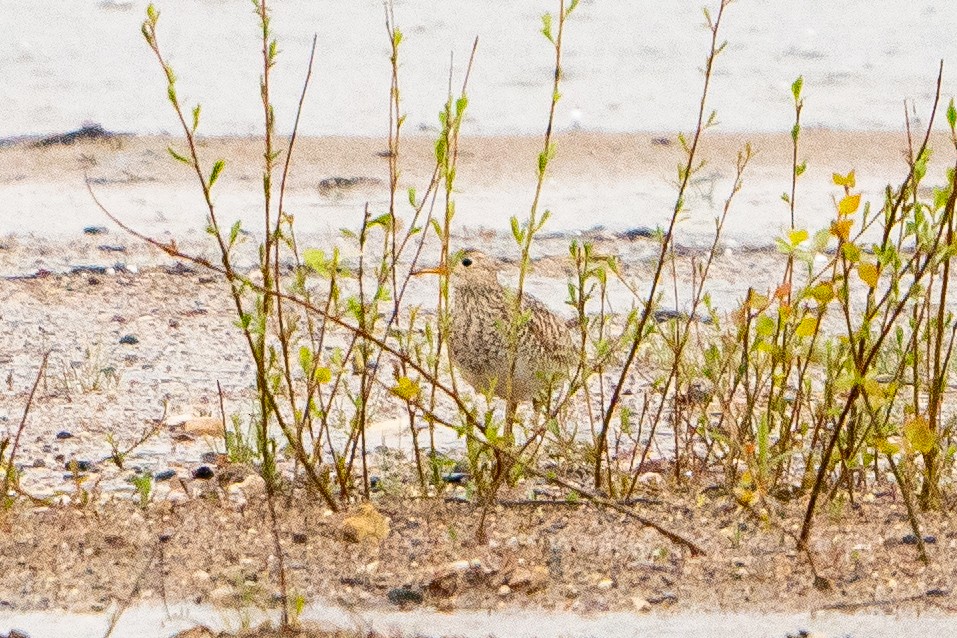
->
left=5, top=0, right=957, bottom=631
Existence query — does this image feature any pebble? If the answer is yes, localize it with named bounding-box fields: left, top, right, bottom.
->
left=182, top=417, right=223, bottom=437
left=154, top=469, right=176, bottom=482
left=192, top=466, right=215, bottom=480
left=387, top=587, right=423, bottom=606
left=119, top=334, right=139, bottom=345
left=902, top=534, right=937, bottom=545
left=442, top=472, right=468, bottom=484
left=55, top=431, right=74, bottom=440
left=292, top=532, right=307, bottom=544
left=64, top=459, right=93, bottom=472
left=632, top=596, right=652, bottom=613
left=596, top=578, right=615, bottom=590
left=497, top=584, right=512, bottom=596
left=83, top=226, right=109, bottom=235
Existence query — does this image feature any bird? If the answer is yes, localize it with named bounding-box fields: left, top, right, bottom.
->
left=416, top=249, right=575, bottom=430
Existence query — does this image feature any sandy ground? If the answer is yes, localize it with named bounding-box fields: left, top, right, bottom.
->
left=3, top=131, right=957, bottom=635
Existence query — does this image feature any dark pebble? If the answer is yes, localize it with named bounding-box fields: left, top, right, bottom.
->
left=442, top=472, right=468, bottom=484
left=192, top=466, right=215, bottom=480
left=83, top=225, right=109, bottom=235
left=97, top=245, right=127, bottom=253
left=902, top=533, right=937, bottom=545
left=70, top=265, right=107, bottom=276
left=198, top=276, right=215, bottom=284
left=387, top=587, right=423, bottom=606
left=64, top=460, right=93, bottom=472
left=651, top=136, right=672, bottom=146
left=163, top=262, right=196, bottom=276
left=119, top=334, right=139, bottom=345
left=617, top=226, right=655, bottom=241
left=647, top=592, right=678, bottom=605
left=31, top=459, right=44, bottom=468
left=154, top=469, right=176, bottom=482
left=292, top=532, right=308, bottom=544
left=158, top=533, right=172, bottom=543
left=55, top=431, right=74, bottom=440
left=370, top=476, right=381, bottom=490
left=927, top=587, right=948, bottom=597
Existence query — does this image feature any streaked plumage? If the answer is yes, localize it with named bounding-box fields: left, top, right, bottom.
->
left=441, top=250, right=574, bottom=406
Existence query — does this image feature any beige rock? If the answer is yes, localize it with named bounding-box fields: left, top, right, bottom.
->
left=342, top=502, right=390, bottom=543
left=182, top=416, right=224, bottom=437
left=596, top=577, right=615, bottom=590
left=632, top=596, right=652, bottom=613
left=498, top=584, right=511, bottom=596
left=507, top=565, right=550, bottom=592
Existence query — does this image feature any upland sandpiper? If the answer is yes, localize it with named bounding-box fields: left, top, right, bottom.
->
left=417, top=249, right=575, bottom=429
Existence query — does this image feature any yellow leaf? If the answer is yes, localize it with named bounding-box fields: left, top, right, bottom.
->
left=832, top=170, right=856, bottom=188
left=904, top=416, right=935, bottom=454
left=788, top=228, right=809, bottom=246
left=808, top=282, right=834, bottom=304
left=858, top=262, right=879, bottom=288
left=314, top=366, right=332, bottom=384
left=392, top=376, right=421, bottom=402
left=875, top=438, right=900, bottom=455
left=795, top=316, right=818, bottom=337
left=838, top=193, right=861, bottom=216
left=831, top=218, right=853, bottom=242
left=747, top=291, right=770, bottom=311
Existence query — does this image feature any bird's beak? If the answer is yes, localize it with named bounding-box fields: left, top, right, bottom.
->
left=412, top=264, right=450, bottom=277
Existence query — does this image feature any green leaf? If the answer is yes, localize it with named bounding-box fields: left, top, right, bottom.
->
left=947, top=98, right=956, bottom=131
left=209, top=159, right=225, bottom=187
left=795, top=161, right=807, bottom=177
left=541, top=13, right=553, bottom=42
left=791, top=75, right=803, bottom=103
left=192, top=104, right=201, bottom=132
left=303, top=248, right=326, bottom=274
left=407, top=187, right=417, bottom=208
left=167, top=146, right=190, bottom=165
left=229, top=220, right=241, bottom=245
left=510, top=216, right=524, bottom=243
left=298, top=346, right=313, bottom=375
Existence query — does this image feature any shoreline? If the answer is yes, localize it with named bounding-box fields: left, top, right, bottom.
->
left=2, top=128, right=951, bottom=245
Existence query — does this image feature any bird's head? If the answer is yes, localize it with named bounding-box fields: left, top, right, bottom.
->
left=414, top=249, right=501, bottom=289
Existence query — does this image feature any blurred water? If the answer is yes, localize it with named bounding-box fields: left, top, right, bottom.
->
left=3, top=0, right=956, bottom=138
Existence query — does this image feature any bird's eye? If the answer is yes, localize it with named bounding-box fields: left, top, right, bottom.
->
left=461, top=257, right=473, bottom=267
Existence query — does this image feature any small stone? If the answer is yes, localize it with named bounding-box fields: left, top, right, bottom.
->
left=508, top=566, right=550, bottom=592
left=192, top=570, right=211, bottom=584
left=292, top=532, right=307, bottom=544
left=182, top=417, right=223, bottom=437
left=119, top=334, right=139, bottom=345
left=497, top=584, right=511, bottom=597
left=902, top=533, right=937, bottom=545
left=192, top=466, right=215, bottom=480
left=596, top=578, right=615, bottom=590
left=632, top=596, right=652, bottom=613
left=387, top=587, right=423, bottom=606
left=55, top=431, right=74, bottom=440
left=64, top=459, right=93, bottom=472
left=648, top=591, right=678, bottom=605
left=341, top=503, right=390, bottom=543
left=442, top=472, right=468, bottom=484
left=208, top=585, right=234, bottom=604
left=83, top=226, right=109, bottom=235
left=154, top=470, right=176, bottom=482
